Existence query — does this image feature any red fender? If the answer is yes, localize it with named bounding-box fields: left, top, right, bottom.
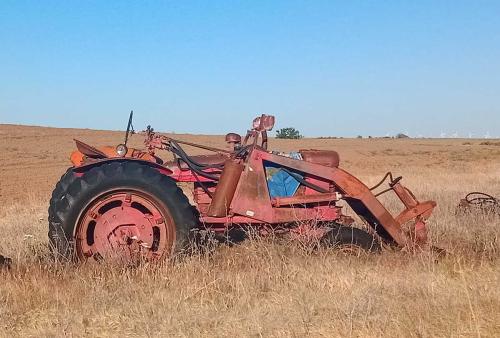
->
left=72, top=158, right=173, bottom=176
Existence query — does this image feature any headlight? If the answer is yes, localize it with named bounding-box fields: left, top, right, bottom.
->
left=116, top=144, right=128, bottom=157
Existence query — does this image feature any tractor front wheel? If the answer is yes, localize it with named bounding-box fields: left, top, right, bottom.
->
left=48, top=162, right=198, bottom=262
left=321, top=225, right=381, bottom=254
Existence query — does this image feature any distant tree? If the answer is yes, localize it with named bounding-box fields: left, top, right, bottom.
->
left=276, top=127, right=303, bottom=139
left=396, top=133, right=410, bottom=139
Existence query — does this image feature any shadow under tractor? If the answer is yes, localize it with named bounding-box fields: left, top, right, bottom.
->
left=48, top=113, right=436, bottom=262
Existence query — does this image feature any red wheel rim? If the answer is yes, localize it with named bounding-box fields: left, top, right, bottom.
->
left=75, top=190, right=175, bottom=262
left=336, top=244, right=367, bottom=256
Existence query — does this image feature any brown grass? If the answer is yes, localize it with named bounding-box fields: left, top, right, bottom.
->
left=0, top=124, right=499, bottom=337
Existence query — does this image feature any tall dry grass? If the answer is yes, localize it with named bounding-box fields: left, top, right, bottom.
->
left=1, top=163, right=499, bottom=337
left=1, top=127, right=499, bottom=337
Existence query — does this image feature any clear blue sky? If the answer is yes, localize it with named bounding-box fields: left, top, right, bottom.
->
left=1, top=1, right=499, bottom=137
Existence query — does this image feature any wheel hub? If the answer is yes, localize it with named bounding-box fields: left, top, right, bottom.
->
left=76, top=191, right=172, bottom=262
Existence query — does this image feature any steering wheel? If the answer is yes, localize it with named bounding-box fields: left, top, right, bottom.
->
left=124, top=111, right=134, bottom=145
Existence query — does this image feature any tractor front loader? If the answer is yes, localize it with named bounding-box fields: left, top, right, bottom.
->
left=48, top=113, right=436, bottom=262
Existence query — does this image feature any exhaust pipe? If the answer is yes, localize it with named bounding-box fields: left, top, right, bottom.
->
left=207, top=160, right=244, bottom=217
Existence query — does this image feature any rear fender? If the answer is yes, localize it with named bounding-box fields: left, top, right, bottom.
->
left=72, top=158, right=173, bottom=177
left=71, top=139, right=162, bottom=166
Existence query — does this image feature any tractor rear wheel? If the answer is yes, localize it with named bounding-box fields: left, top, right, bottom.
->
left=48, top=161, right=199, bottom=262
left=321, top=225, right=381, bottom=254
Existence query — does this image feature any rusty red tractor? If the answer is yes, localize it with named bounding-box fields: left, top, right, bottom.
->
left=48, top=113, right=436, bottom=262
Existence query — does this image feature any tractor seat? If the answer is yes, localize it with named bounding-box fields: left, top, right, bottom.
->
left=299, top=149, right=340, bottom=168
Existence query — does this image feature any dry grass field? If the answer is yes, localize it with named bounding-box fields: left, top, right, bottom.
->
left=0, top=124, right=499, bottom=337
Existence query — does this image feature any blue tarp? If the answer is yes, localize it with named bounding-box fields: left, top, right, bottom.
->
left=267, top=169, right=301, bottom=198
left=266, top=152, right=303, bottom=198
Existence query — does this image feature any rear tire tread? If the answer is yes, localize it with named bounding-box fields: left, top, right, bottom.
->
left=48, top=161, right=199, bottom=260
